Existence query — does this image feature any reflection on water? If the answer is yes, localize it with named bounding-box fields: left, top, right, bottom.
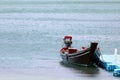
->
left=60, top=61, right=100, bottom=77
left=59, top=61, right=120, bottom=80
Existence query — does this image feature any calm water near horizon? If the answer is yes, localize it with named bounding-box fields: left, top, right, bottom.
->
left=0, top=0, right=120, bottom=80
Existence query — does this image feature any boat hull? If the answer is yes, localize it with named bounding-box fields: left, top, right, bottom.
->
left=60, top=42, right=99, bottom=66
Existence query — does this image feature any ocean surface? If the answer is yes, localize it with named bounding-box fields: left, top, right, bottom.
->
left=0, top=0, right=120, bottom=80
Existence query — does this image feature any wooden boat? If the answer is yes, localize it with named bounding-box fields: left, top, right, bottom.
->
left=60, top=42, right=100, bottom=66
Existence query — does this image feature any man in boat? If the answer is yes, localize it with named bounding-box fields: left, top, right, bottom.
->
left=60, top=35, right=79, bottom=54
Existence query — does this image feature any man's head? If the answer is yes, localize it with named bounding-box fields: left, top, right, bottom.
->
left=63, top=36, right=72, bottom=47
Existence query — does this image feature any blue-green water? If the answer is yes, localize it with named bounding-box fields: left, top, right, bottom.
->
left=0, top=0, right=120, bottom=80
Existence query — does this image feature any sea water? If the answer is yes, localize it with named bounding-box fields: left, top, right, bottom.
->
left=0, top=0, right=120, bottom=80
